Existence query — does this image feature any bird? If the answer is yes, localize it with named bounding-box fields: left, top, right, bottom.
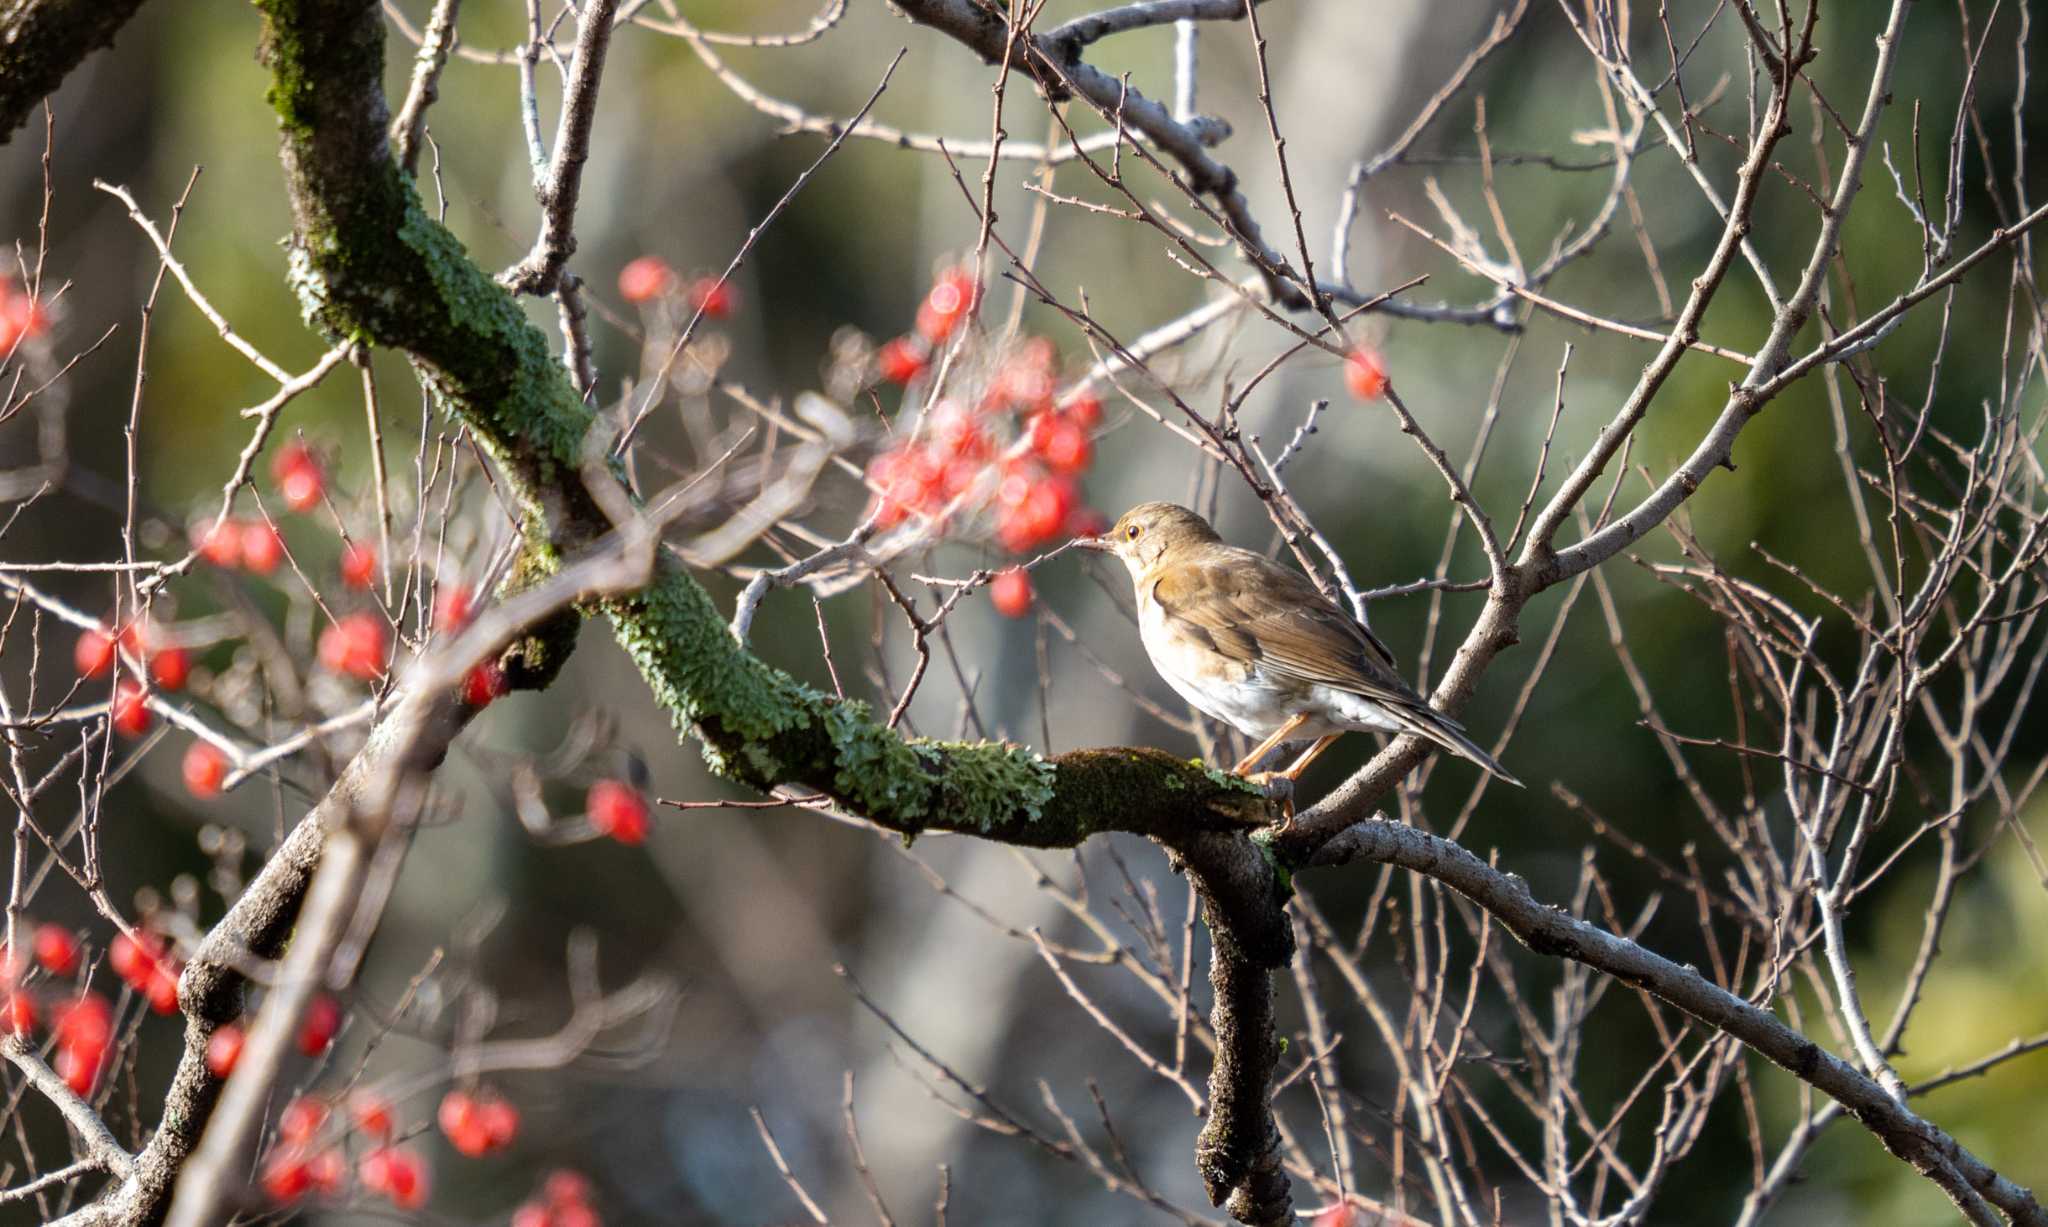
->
left=1079, top=502, right=1520, bottom=803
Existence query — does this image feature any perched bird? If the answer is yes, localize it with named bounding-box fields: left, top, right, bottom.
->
left=1080, top=502, right=1519, bottom=797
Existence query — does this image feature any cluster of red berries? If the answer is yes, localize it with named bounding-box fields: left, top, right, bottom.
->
left=75, top=619, right=191, bottom=739
left=0, top=925, right=92, bottom=1087
left=109, top=926, right=182, bottom=1014
left=860, top=272, right=1110, bottom=622
left=513, top=1169, right=603, bottom=1227
left=260, top=1092, right=429, bottom=1209
left=0, top=923, right=120, bottom=1098
left=585, top=778, right=651, bottom=845
left=0, top=272, right=49, bottom=355
left=617, top=255, right=737, bottom=319
left=438, top=1085, right=521, bottom=1156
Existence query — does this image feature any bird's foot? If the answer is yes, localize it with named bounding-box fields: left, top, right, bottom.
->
left=1244, top=771, right=1297, bottom=831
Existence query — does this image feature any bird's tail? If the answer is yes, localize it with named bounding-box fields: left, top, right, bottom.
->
left=1396, top=705, right=1522, bottom=787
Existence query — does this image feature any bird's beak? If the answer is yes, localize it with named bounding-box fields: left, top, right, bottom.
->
left=1071, top=535, right=1113, bottom=552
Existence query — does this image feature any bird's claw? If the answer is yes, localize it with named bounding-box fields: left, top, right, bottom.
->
left=1244, top=771, right=1298, bottom=832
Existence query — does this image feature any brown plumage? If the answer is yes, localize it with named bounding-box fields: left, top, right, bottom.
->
left=1081, top=502, right=1519, bottom=788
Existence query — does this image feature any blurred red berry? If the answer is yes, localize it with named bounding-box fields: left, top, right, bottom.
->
left=876, top=336, right=927, bottom=384
left=439, top=1089, right=489, bottom=1155
left=1311, top=1203, right=1359, bottom=1227
left=144, top=962, right=181, bottom=1014
left=687, top=276, right=736, bottom=319
left=34, top=923, right=79, bottom=977
left=1037, top=415, right=1092, bottom=474
left=318, top=613, right=389, bottom=681
left=512, top=1205, right=553, bottom=1227
left=586, top=779, right=650, bottom=845
left=433, top=582, right=473, bottom=631
left=55, top=1038, right=100, bottom=1096
left=240, top=520, right=286, bottom=575
left=279, top=1095, right=331, bottom=1146
left=1343, top=345, right=1389, bottom=400
left=150, top=645, right=191, bottom=691
left=74, top=627, right=115, bottom=679
left=478, top=1092, right=520, bottom=1149
left=298, top=993, right=341, bottom=1056
left=339, top=541, right=378, bottom=590
left=111, top=679, right=151, bottom=737
left=544, top=1169, right=593, bottom=1206
left=195, top=518, right=242, bottom=568
left=1016, top=476, right=1076, bottom=546
left=109, top=931, right=160, bottom=985
left=1060, top=391, right=1103, bottom=427
left=306, top=1147, right=347, bottom=1194
left=279, top=464, right=324, bottom=514
left=54, top=992, right=111, bottom=1048
left=262, top=1149, right=314, bottom=1204
left=360, top=1145, right=429, bottom=1209
left=206, top=1022, right=245, bottom=1076
left=915, top=267, right=979, bottom=343
left=2, top=989, right=36, bottom=1035
left=554, top=1204, right=601, bottom=1227
left=1, top=292, right=47, bottom=346
left=991, top=568, right=1033, bottom=618
left=617, top=256, right=674, bottom=304
left=351, top=1090, right=395, bottom=1139
left=183, top=741, right=228, bottom=798
left=463, top=660, right=509, bottom=708
left=1064, top=506, right=1108, bottom=540
left=272, top=442, right=325, bottom=513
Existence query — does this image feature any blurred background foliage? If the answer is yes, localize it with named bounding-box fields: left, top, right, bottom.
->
left=1, top=0, right=2043, bottom=1223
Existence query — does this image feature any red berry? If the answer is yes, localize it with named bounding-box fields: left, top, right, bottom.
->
left=306, top=1147, right=347, bottom=1194
left=915, top=268, right=979, bottom=343
left=109, top=930, right=161, bottom=986
left=478, top=1092, right=520, bottom=1149
left=876, top=336, right=928, bottom=384
left=150, top=645, right=191, bottom=691
left=74, top=627, right=116, bottom=679
left=991, top=568, right=1033, bottom=618
left=438, top=1089, right=490, bottom=1156
left=462, top=660, right=508, bottom=708
left=33, top=923, right=78, bottom=977
left=433, top=582, right=473, bottom=631
left=298, top=993, right=341, bottom=1056
left=1060, top=391, right=1103, bottom=427
left=111, top=679, right=151, bottom=737
left=183, top=741, right=229, bottom=798
left=240, top=520, right=286, bottom=575
left=1037, top=416, right=1092, bottom=474
left=351, top=1090, right=395, bottom=1139
left=618, top=256, right=675, bottom=304
left=55, top=1038, right=100, bottom=1096
left=53, top=992, right=111, bottom=1048
left=317, top=613, right=389, bottom=681
left=279, top=464, right=324, bottom=514
left=2, top=989, right=36, bottom=1035
left=554, top=1205, right=601, bottom=1227
left=1064, top=506, right=1108, bottom=540
left=687, top=277, right=736, bottom=319
left=360, top=1146, right=429, bottom=1209
left=278, top=1095, right=330, bottom=1146
left=195, top=518, right=242, bottom=568
left=339, top=541, right=378, bottom=590
left=586, top=779, right=650, bottom=846
left=1312, top=1204, right=1359, bottom=1227
left=512, top=1205, right=554, bottom=1227
left=144, top=962, right=181, bottom=1014
left=544, top=1169, right=593, bottom=1206
left=206, top=1022, right=245, bottom=1076
left=262, top=1149, right=314, bottom=1204
left=269, top=440, right=315, bottom=484
left=1343, top=345, right=1389, bottom=400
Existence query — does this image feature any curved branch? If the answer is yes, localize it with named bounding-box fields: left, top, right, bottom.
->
left=0, top=0, right=151, bottom=143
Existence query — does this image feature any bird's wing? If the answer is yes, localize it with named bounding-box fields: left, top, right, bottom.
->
left=1148, top=550, right=1418, bottom=708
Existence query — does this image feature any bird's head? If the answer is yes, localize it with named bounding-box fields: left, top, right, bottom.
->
left=1079, top=502, right=1223, bottom=577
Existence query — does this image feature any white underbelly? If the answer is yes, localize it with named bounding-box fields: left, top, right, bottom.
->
left=1139, top=605, right=1406, bottom=738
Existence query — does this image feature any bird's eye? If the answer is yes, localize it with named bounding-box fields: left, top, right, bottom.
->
left=1125, top=524, right=1141, bottom=540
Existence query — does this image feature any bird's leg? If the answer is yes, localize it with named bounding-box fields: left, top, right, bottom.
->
left=1275, top=734, right=1342, bottom=782
left=1229, top=713, right=1310, bottom=775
